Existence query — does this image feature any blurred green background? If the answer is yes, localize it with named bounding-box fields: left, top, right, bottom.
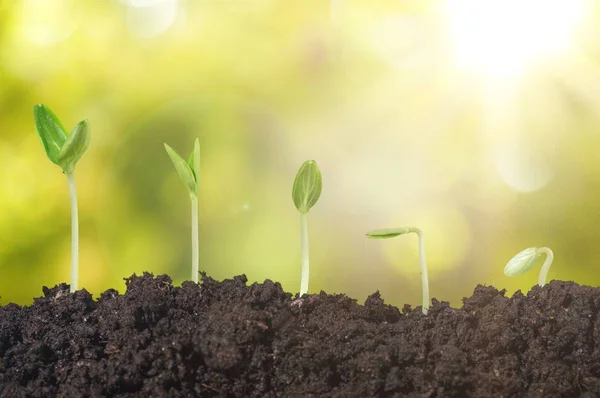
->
left=2, top=0, right=600, bottom=308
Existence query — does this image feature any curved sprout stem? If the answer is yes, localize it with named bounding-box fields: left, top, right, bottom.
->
left=366, top=226, right=429, bottom=314
left=300, top=213, right=309, bottom=296
left=67, top=173, right=79, bottom=293
left=191, top=195, right=199, bottom=283
left=537, top=247, right=554, bottom=287
left=412, top=228, right=430, bottom=314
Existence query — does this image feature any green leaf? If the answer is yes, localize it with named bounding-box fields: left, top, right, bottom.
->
left=292, top=160, right=322, bottom=214
left=187, top=137, right=200, bottom=186
left=33, top=104, right=68, bottom=165
left=366, top=228, right=412, bottom=239
left=165, top=143, right=197, bottom=197
left=57, top=119, right=91, bottom=174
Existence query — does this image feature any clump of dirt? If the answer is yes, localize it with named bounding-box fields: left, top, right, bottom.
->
left=1, top=272, right=599, bottom=397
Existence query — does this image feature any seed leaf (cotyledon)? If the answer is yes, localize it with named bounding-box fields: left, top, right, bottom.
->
left=33, top=104, right=68, bottom=165
left=504, top=247, right=540, bottom=276
left=57, top=120, right=91, bottom=175
left=292, top=160, right=322, bottom=214
left=504, top=246, right=554, bottom=287
left=366, top=227, right=412, bottom=239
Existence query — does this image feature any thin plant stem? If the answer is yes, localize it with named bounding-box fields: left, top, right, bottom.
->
left=413, top=228, right=430, bottom=314
left=537, top=247, right=554, bottom=287
left=191, top=195, right=199, bottom=283
left=300, top=213, right=309, bottom=295
left=67, top=173, right=79, bottom=293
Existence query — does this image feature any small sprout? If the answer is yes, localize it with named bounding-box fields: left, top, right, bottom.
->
left=33, top=104, right=91, bottom=293
left=504, top=247, right=554, bottom=287
left=366, top=227, right=429, bottom=314
left=164, top=138, right=201, bottom=283
left=292, top=160, right=322, bottom=296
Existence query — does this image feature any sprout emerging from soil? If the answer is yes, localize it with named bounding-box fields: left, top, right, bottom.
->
left=504, top=247, right=554, bottom=287
left=366, top=227, right=429, bottom=314
left=292, top=160, right=322, bottom=296
left=164, top=138, right=201, bottom=283
left=33, top=104, right=91, bottom=293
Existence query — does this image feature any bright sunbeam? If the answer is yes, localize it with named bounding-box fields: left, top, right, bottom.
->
left=443, top=0, right=589, bottom=78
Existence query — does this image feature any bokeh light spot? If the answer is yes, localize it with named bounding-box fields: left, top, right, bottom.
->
left=20, top=0, right=80, bottom=45
left=492, top=141, right=555, bottom=192
left=126, top=0, right=180, bottom=39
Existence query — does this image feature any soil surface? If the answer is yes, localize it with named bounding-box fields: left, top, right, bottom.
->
left=1, top=273, right=599, bottom=397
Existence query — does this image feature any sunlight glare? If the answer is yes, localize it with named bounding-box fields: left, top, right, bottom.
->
left=443, top=0, right=588, bottom=77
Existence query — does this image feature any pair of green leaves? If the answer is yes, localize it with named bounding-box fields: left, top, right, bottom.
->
left=292, top=160, right=322, bottom=214
left=33, top=104, right=91, bottom=175
left=164, top=138, right=201, bottom=198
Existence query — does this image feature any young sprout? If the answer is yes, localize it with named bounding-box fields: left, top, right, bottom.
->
left=292, top=160, right=322, bottom=296
left=33, top=104, right=91, bottom=293
left=366, top=227, right=429, bottom=314
left=164, top=138, right=201, bottom=283
left=504, top=247, right=554, bottom=287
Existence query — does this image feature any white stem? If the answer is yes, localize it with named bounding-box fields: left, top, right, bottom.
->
left=300, top=213, right=309, bottom=296
left=413, top=228, right=429, bottom=314
left=537, top=247, right=554, bottom=287
left=67, top=173, right=79, bottom=293
left=191, top=195, right=199, bottom=283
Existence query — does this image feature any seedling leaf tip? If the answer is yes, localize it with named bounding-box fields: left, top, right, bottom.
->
left=164, top=141, right=199, bottom=198
left=188, top=138, right=200, bottom=185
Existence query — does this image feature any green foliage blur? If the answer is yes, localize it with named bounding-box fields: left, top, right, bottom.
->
left=2, top=0, right=600, bottom=308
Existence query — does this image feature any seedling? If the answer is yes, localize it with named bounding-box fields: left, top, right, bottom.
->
left=504, top=247, right=554, bottom=287
left=33, top=104, right=91, bottom=293
left=292, top=160, right=322, bottom=296
left=366, top=227, right=429, bottom=314
left=164, top=138, right=201, bottom=283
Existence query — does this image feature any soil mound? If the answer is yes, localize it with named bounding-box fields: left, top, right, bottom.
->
left=1, top=273, right=599, bottom=397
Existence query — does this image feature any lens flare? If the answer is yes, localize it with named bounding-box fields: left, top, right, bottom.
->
left=443, top=0, right=589, bottom=78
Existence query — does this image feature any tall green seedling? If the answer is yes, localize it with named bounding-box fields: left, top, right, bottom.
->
left=366, top=227, right=430, bottom=314
left=164, top=138, right=201, bottom=283
left=33, top=104, right=91, bottom=293
left=292, top=160, right=322, bottom=296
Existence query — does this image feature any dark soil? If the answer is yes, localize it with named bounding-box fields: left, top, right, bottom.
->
left=1, top=273, right=599, bottom=397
